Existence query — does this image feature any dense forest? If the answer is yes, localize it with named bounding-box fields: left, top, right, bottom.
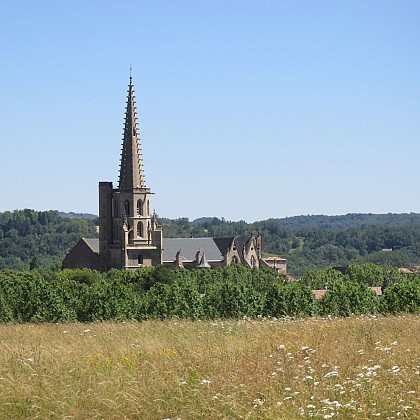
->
left=0, top=210, right=419, bottom=276
left=162, top=213, right=420, bottom=276
left=0, top=210, right=98, bottom=270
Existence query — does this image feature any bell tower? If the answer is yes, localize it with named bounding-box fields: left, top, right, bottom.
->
left=99, top=76, right=162, bottom=271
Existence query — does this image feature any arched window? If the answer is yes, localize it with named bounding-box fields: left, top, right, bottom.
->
left=137, top=199, right=143, bottom=216
left=137, top=222, right=143, bottom=238
left=250, top=255, right=256, bottom=268
left=146, top=200, right=150, bottom=216
left=124, top=200, right=130, bottom=216
left=231, top=255, right=238, bottom=265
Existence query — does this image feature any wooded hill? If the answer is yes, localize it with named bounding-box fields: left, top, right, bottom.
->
left=163, top=213, right=420, bottom=276
left=0, top=210, right=419, bottom=275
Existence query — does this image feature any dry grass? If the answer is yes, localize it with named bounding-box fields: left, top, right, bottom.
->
left=0, top=316, right=419, bottom=419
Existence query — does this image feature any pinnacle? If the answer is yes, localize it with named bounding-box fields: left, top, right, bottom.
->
left=118, top=77, right=146, bottom=190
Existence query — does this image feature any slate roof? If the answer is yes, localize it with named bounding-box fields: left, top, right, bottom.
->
left=163, top=238, right=224, bottom=262
left=213, top=237, right=234, bottom=254
left=82, top=238, right=99, bottom=253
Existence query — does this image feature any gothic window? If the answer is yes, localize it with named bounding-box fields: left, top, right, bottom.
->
left=137, top=222, right=143, bottom=238
left=137, top=199, right=143, bottom=216
left=146, top=200, right=150, bottom=216
left=251, top=255, right=256, bottom=268
left=231, top=255, right=238, bottom=264
left=124, top=200, right=130, bottom=216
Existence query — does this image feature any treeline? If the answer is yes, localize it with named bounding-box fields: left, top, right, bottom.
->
left=0, top=264, right=418, bottom=323
left=1, top=210, right=419, bottom=275
left=162, top=215, right=420, bottom=276
left=0, top=210, right=98, bottom=270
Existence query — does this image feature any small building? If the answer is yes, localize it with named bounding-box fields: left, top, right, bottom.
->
left=260, top=256, right=287, bottom=275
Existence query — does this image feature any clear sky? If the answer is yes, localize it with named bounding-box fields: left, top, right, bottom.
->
left=1, top=0, right=419, bottom=222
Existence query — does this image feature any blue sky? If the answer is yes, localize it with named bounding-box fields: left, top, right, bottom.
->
left=1, top=0, right=419, bottom=222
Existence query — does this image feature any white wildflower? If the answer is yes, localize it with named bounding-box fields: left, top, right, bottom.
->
left=324, top=370, right=339, bottom=378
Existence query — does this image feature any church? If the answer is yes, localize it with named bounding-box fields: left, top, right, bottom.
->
left=63, top=77, right=276, bottom=272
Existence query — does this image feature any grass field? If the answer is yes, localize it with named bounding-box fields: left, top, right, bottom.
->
left=0, top=316, right=419, bottom=419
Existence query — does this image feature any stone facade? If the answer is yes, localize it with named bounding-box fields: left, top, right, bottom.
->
left=97, top=77, right=163, bottom=271
left=63, top=77, right=286, bottom=274
left=260, top=256, right=287, bottom=275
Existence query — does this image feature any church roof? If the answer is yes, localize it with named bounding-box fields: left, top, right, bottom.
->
left=82, top=238, right=99, bottom=253
left=118, top=77, right=146, bottom=190
left=213, top=237, right=234, bottom=254
left=162, top=238, right=224, bottom=262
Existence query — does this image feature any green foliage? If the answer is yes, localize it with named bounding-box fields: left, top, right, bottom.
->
left=159, top=214, right=420, bottom=276
left=301, top=267, right=344, bottom=289
left=345, top=263, right=404, bottom=288
left=145, top=278, right=203, bottom=319
left=320, top=281, right=380, bottom=316
left=0, top=264, right=418, bottom=323
left=265, top=282, right=318, bottom=317
left=84, top=278, right=139, bottom=321
left=382, top=277, right=420, bottom=314
left=204, top=280, right=264, bottom=318
left=1, top=210, right=419, bottom=276
left=0, top=209, right=98, bottom=270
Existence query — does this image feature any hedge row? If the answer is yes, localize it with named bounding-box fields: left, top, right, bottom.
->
left=0, top=265, right=418, bottom=323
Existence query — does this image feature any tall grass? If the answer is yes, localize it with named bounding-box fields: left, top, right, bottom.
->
left=0, top=316, right=419, bottom=418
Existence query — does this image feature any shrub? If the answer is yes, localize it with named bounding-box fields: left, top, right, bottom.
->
left=204, top=280, right=264, bottom=319
left=265, top=282, right=318, bottom=317
left=320, top=280, right=380, bottom=316
left=382, top=278, right=420, bottom=314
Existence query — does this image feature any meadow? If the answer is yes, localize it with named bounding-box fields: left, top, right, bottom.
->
left=0, top=316, right=419, bottom=419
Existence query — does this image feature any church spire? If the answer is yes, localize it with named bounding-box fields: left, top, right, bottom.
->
left=118, top=76, right=146, bottom=190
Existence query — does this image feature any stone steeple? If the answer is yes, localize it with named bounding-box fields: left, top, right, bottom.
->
left=98, top=75, right=163, bottom=271
left=118, top=77, right=145, bottom=190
